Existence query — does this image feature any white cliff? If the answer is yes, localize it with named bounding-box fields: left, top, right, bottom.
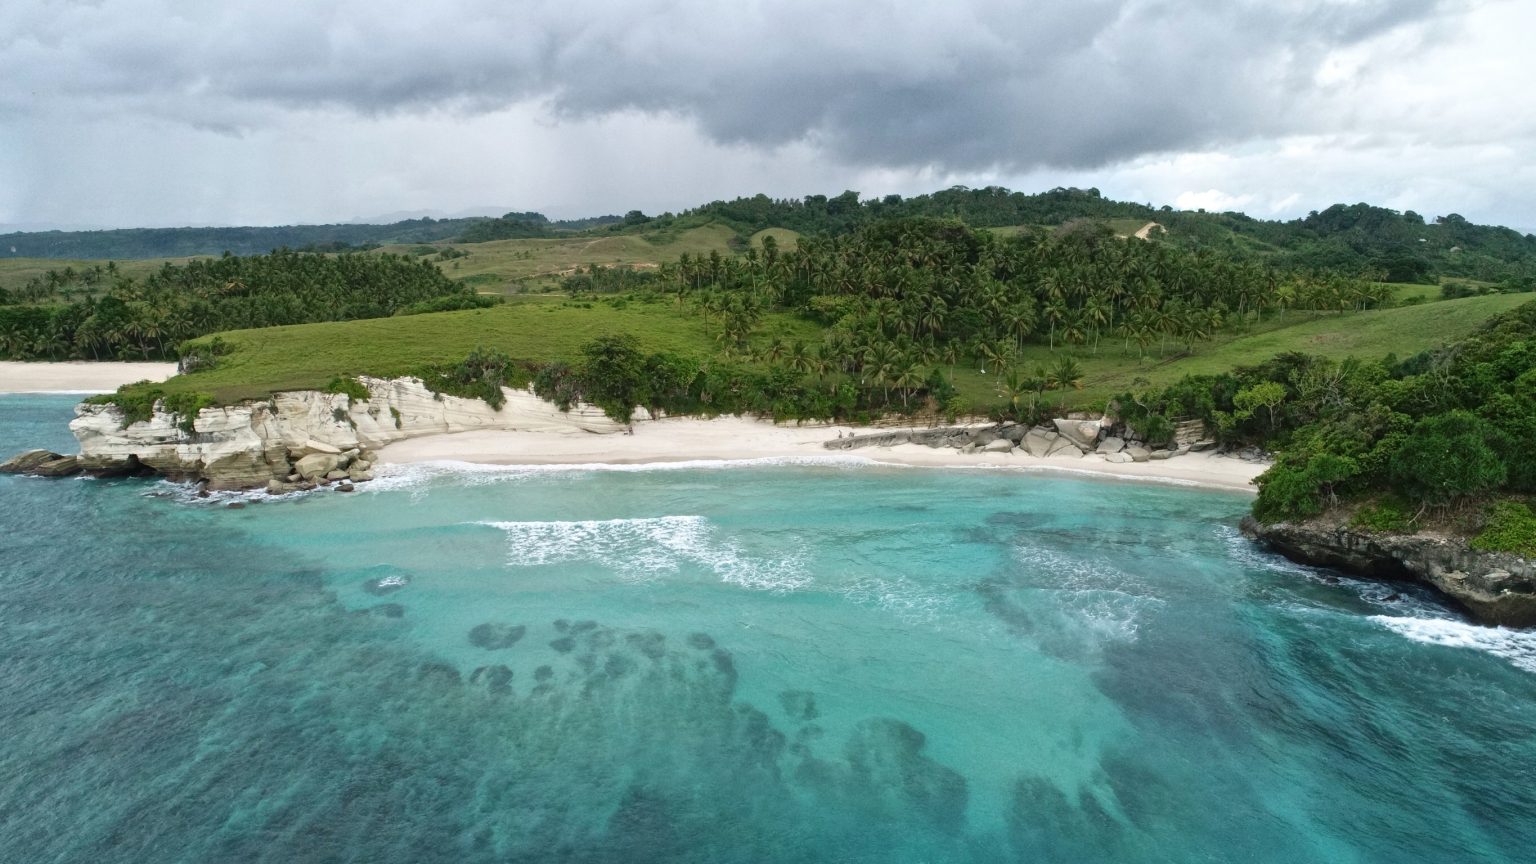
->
left=70, top=377, right=624, bottom=490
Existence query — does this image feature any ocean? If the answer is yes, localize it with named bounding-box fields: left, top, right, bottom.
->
left=2, top=393, right=1533, bottom=863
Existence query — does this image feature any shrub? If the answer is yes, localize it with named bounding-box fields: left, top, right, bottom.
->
left=1470, top=501, right=1536, bottom=558
left=1351, top=496, right=1414, bottom=533
left=325, top=376, right=371, bottom=403
left=1388, top=411, right=1507, bottom=507
left=162, top=391, right=215, bottom=433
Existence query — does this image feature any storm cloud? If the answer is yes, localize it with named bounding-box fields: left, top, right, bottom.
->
left=2, top=0, right=1531, bottom=230
left=4, top=0, right=1461, bottom=170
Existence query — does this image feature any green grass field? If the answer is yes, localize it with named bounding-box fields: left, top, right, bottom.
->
left=380, top=224, right=741, bottom=294
left=142, top=288, right=1528, bottom=414
left=943, top=293, right=1532, bottom=410
left=0, top=255, right=211, bottom=292
left=153, top=295, right=820, bottom=403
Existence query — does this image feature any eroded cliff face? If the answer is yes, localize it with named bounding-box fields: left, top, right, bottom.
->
left=1241, top=517, right=1536, bottom=628
left=69, top=377, right=622, bottom=491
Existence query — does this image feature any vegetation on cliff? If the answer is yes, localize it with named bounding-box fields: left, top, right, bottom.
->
left=1110, top=300, right=1536, bottom=551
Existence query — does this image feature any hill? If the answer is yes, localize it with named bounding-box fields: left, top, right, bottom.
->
left=5, top=187, right=1533, bottom=289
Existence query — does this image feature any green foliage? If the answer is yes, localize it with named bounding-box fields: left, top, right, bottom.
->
left=162, top=391, right=215, bottom=433
left=423, top=346, right=520, bottom=410
left=389, top=406, right=403, bottom=429
left=325, top=376, right=372, bottom=403
left=1388, top=411, right=1507, bottom=507
left=396, top=293, right=500, bottom=315
left=1253, top=452, right=1359, bottom=523
left=1350, top=497, right=1414, bottom=533
left=0, top=250, right=467, bottom=361
left=84, top=381, right=161, bottom=427
left=1233, top=381, right=1287, bottom=429
left=1470, top=502, right=1536, bottom=558
left=84, top=384, right=213, bottom=433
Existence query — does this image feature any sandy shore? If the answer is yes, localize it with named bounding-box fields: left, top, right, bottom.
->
left=0, top=361, right=178, bottom=394
left=378, top=417, right=1267, bottom=493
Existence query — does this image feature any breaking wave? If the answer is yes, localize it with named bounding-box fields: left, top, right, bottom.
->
left=475, top=515, right=812, bottom=591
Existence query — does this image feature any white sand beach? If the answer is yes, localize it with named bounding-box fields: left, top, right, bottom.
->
left=0, top=361, right=178, bottom=394
left=378, top=417, right=1267, bottom=493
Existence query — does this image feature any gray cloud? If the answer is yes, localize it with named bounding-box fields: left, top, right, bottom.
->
left=2, top=0, right=1461, bottom=172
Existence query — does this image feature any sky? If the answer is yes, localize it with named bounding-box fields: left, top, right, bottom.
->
left=3, top=0, right=1534, bottom=232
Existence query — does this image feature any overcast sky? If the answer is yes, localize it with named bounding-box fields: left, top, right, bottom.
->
left=3, top=0, right=1533, bottom=232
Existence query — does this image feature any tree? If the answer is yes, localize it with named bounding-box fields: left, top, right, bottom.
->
left=1389, top=411, right=1507, bottom=508
left=1233, top=381, right=1287, bottom=430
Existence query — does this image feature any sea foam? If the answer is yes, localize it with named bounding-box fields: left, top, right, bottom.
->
left=475, top=515, right=812, bottom=591
left=1370, top=615, right=1536, bottom=674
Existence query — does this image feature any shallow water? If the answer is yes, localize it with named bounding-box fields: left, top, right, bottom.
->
left=2, top=394, right=1533, bottom=862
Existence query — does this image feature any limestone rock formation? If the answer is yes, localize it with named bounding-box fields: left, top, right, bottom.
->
left=1242, top=517, right=1536, bottom=627
left=69, top=377, right=624, bottom=490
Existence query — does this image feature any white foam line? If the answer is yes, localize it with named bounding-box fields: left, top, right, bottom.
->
left=473, top=515, right=813, bottom=592
left=1370, top=615, right=1536, bottom=674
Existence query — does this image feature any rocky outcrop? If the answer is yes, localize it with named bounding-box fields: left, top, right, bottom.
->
left=1241, top=517, right=1536, bottom=628
left=0, top=449, right=82, bottom=477
left=63, top=377, right=623, bottom=491
left=824, top=420, right=1190, bottom=464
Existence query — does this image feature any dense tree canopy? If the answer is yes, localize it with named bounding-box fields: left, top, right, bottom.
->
left=0, top=250, right=466, bottom=360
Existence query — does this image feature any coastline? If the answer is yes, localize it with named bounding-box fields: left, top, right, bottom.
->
left=376, top=417, right=1267, bottom=493
left=0, top=361, right=178, bottom=394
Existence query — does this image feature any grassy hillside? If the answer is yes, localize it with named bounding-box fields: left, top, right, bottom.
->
left=131, top=291, right=1523, bottom=413
left=0, top=255, right=209, bottom=292
left=381, top=224, right=740, bottom=294
left=150, top=295, right=819, bottom=404
left=942, top=293, right=1531, bottom=409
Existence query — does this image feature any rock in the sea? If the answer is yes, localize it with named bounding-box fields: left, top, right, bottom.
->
left=336, top=482, right=355, bottom=492
left=1095, top=436, right=1125, bottom=455
left=2, top=449, right=58, bottom=473
left=1021, top=428, right=1058, bottom=458
left=324, top=469, right=349, bottom=481
left=469, top=622, right=527, bottom=650
left=1053, top=418, right=1102, bottom=451
left=1126, top=446, right=1151, bottom=462
left=982, top=438, right=1015, bottom=454
left=347, top=469, right=374, bottom=483
left=0, top=449, right=82, bottom=477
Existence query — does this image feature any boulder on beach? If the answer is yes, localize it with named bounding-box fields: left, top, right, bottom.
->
left=1126, top=446, right=1151, bottom=462
left=982, top=438, right=1015, bottom=454
left=294, top=452, right=341, bottom=481
left=1103, top=452, right=1133, bottom=464
left=1021, top=428, right=1058, bottom=457
left=1045, top=436, right=1082, bottom=457
left=1149, top=449, right=1174, bottom=461
left=1053, top=418, right=1102, bottom=451
left=1096, top=437, right=1125, bottom=455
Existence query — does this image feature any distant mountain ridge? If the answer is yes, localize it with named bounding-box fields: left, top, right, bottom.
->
left=5, top=186, right=1533, bottom=284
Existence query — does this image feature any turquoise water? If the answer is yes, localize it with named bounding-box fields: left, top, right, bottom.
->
left=2, top=393, right=1534, bottom=863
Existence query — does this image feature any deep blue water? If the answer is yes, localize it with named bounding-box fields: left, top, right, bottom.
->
left=2, top=393, right=1533, bottom=863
